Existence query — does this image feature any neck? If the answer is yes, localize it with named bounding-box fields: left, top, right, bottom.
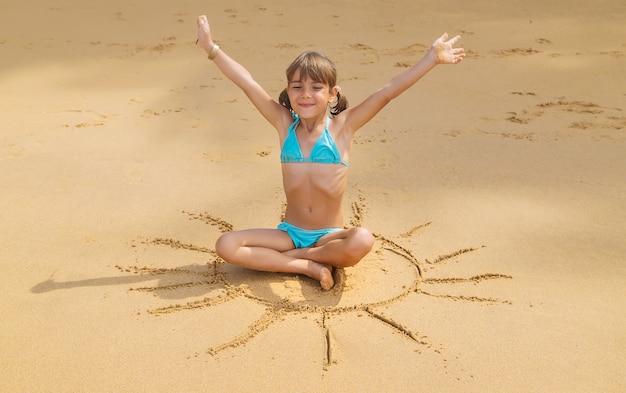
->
left=297, top=114, right=327, bottom=133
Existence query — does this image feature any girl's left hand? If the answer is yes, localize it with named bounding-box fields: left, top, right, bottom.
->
left=431, top=33, right=465, bottom=64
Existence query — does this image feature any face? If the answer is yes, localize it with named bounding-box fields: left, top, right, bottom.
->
left=287, top=70, right=338, bottom=118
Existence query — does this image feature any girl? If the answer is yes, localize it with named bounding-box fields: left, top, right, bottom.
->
left=196, top=15, right=465, bottom=290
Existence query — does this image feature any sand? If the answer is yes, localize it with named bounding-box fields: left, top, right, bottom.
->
left=1, top=0, right=625, bottom=392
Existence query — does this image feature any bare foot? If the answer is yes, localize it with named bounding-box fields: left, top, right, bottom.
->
left=319, top=264, right=335, bottom=291
left=285, top=250, right=336, bottom=290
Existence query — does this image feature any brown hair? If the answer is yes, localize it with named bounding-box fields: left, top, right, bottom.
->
left=278, top=51, right=348, bottom=117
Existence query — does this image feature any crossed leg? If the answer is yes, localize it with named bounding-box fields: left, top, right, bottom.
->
left=215, top=227, right=375, bottom=290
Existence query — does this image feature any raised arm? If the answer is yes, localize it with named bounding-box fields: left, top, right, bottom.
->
left=196, top=15, right=288, bottom=130
left=342, top=33, right=465, bottom=134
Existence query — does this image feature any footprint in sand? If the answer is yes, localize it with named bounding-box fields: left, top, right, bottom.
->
left=493, top=47, right=541, bottom=57
left=348, top=43, right=381, bottom=64
left=450, top=95, right=625, bottom=141
left=505, top=98, right=626, bottom=134
left=56, top=109, right=112, bottom=128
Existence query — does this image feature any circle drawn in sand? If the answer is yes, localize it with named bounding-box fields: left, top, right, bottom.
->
left=117, top=200, right=512, bottom=366
left=220, top=229, right=421, bottom=309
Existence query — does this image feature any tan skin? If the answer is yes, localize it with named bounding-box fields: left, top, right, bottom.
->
left=196, top=15, right=465, bottom=290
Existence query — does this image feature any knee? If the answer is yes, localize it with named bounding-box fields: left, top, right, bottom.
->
left=343, top=227, right=375, bottom=266
left=215, top=232, right=238, bottom=262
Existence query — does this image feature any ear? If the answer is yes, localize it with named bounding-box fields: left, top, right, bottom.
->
left=329, top=85, right=340, bottom=103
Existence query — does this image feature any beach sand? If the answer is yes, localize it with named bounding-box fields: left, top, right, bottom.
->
left=1, top=0, right=625, bottom=391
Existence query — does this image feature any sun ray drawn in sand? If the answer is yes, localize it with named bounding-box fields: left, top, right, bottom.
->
left=116, top=199, right=512, bottom=368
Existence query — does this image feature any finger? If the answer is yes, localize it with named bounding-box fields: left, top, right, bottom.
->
left=440, top=32, right=449, bottom=41
left=447, top=35, right=462, bottom=46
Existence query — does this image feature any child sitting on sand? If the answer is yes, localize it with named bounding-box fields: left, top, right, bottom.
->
left=196, top=15, right=464, bottom=290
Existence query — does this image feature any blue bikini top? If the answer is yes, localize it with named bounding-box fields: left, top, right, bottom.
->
left=280, top=115, right=349, bottom=166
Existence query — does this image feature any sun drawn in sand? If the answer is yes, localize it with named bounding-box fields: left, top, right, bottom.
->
left=116, top=199, right=511, bottom=367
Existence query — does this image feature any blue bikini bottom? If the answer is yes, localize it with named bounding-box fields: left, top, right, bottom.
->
left=277, top=221, right=342, bottom=249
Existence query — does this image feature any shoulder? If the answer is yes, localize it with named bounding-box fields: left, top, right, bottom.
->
left=328, top=112, right=354, bottom=138
left=276, top=110, right=298, bottom=138
left=327, top=113, right=355, bottom=148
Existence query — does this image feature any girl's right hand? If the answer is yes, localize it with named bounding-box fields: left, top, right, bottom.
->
left=196, top=15, right=214, bottom=53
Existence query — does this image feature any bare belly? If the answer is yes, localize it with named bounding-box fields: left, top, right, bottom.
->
left=282, top=163, right=348, bottom=229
